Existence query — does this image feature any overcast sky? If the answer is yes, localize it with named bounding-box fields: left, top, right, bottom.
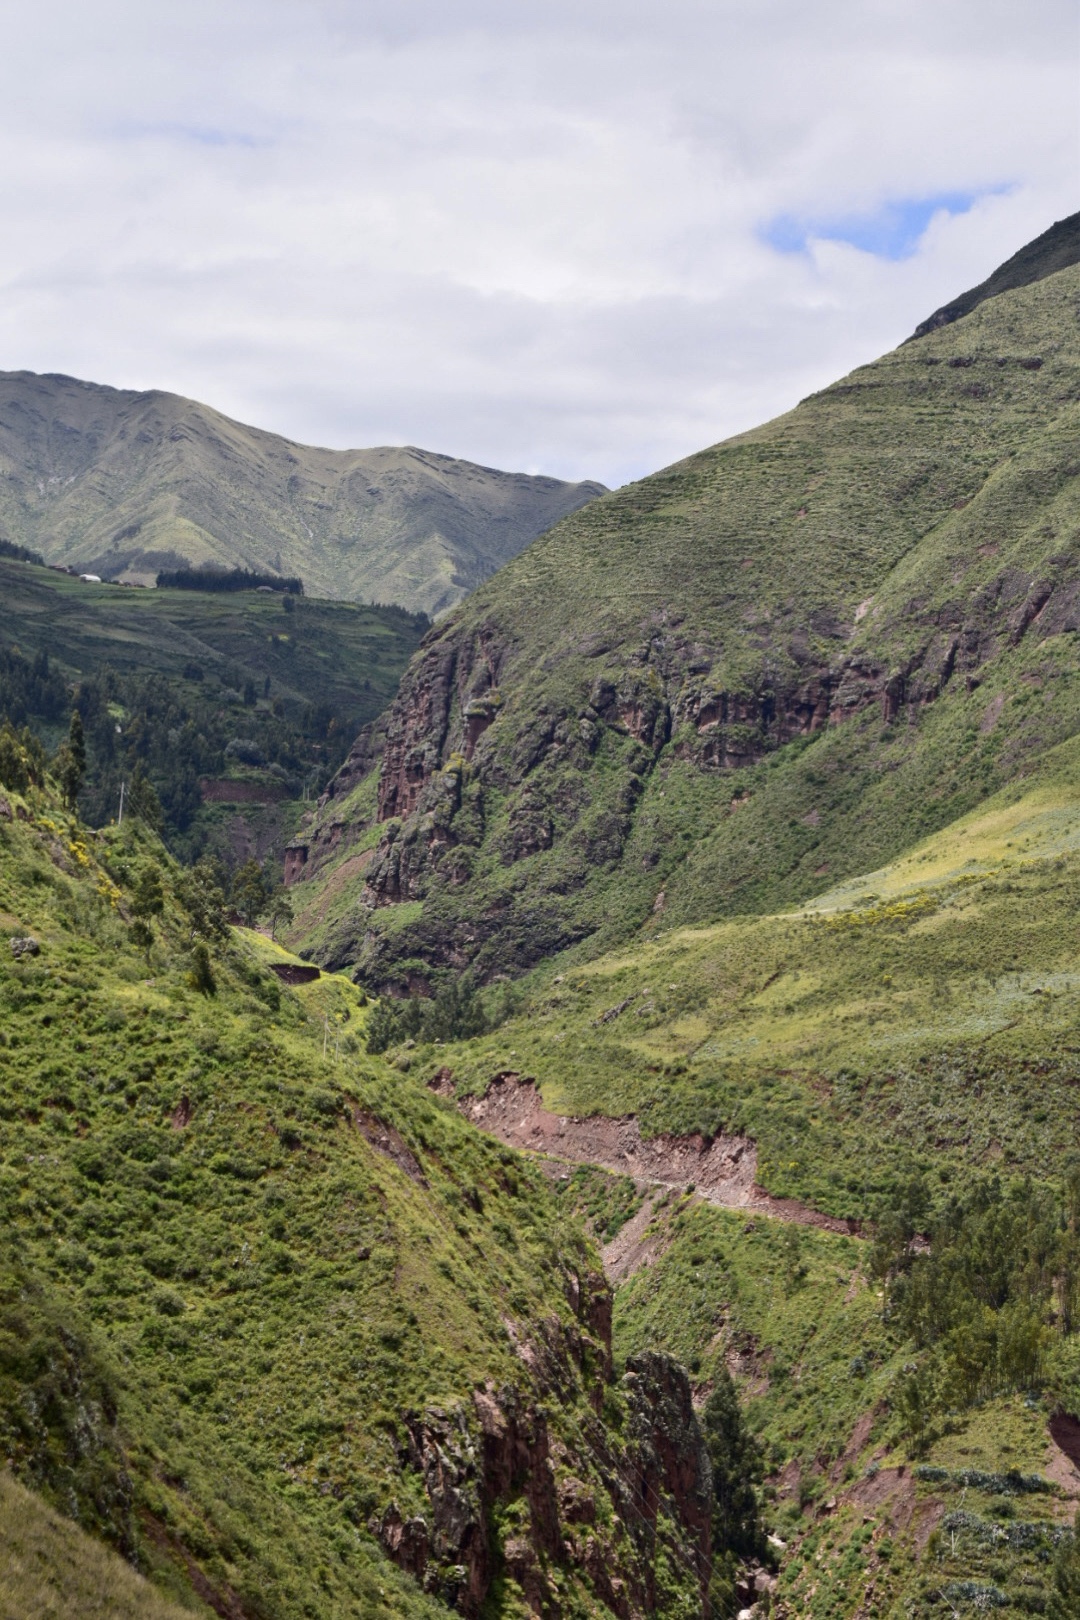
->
left=0, top=1, right=1076, bottom=486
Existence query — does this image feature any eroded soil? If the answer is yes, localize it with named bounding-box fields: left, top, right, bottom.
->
left=453, top=1073, right=859, bottom=1235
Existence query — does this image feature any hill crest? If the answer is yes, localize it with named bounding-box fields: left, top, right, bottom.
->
left=0, top=369, right=604, bottom=615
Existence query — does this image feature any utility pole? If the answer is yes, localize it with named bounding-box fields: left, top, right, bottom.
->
left=117, top=780, right=125, bottom=826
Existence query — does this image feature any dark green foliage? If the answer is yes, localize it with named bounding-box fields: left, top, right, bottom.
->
left=188, top=940, right=216, bottom=995
left=702, top=1368, right=767, bottom=1569
left=0, top=536, right=44, bottom=565
left=125, top=765, right=164, bottom=832
left=365, top=974, right=488, bottom=1053
left=267, top=888, right=294, bottom=941
left=231, top=858, right=270, bottom=928
left=54, top=711, right=86, bottom=809
left=131, top=862, right=165, bottom=921
left=0, top=558, right=427, bottom=858
left=0, top=720, right=46, bottom=794
left=882, top=1178, right=1080, bottom=1437
left=176, top=856, right=230, bottom=942
left=0, top=1250, right=135, bottom=1555
left=156, top=567, right=304, bottom=594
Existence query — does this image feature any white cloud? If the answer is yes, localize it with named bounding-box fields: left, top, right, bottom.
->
left=0, top=0, right=1075, bottom=485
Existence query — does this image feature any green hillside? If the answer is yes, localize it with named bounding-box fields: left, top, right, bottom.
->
left=272, top=221, right=1080, bottom=1617
left=289, top=218, right=1080, bottom=989
left=0, top=371, right=604, bottom=616
left=0, top=769, right=733, bottom=1618
left=372, top=724, right=1080, bottom=1618
left=0, top=553, right=426, bottom=863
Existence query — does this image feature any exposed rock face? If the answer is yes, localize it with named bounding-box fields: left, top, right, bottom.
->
left=621, top=1353, right=713, bottom=1610
left=368, top=1273, right=713, bottom=1618
left=342, top=549, right=1080, bottom=960
left=286, top=249, right=1080, bottom=985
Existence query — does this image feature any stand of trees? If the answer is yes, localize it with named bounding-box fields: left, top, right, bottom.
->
left=875, top=1172, right=1080, bottom=1447
left=156, top=567, right=304, bottom=594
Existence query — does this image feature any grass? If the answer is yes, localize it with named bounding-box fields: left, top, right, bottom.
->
left=422, top=727, right=1080, bottom=1219
left=0, top=1468, right=203, bottom=1620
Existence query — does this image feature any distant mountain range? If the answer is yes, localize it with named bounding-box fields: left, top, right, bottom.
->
left=0, top=371, right=605, bottom=615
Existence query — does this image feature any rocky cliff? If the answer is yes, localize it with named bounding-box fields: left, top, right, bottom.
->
left=288, top=224, right=1080, bottom=986
left=369, top=1289, right=714, bottom=1618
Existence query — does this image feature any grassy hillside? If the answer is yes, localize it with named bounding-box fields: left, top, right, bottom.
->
left=381, top=730, right=1080, bottom=1616
left=0, top=371, right=604, bottom=616
left=289, top=230, right=1080, bottom=988
left=0, top=768, right=731, bottom=1619
left=0, top=1469, right=199, bottom=1620
left=0, top=552, right=426, bottom=862
left=425, top=730, right=1080, bottom=1213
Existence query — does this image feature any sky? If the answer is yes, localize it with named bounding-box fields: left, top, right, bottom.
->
left=0, top=0, right=1076, bottom=487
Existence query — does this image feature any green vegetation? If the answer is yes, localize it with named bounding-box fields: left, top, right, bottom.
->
left=0, top=369, right=603, bottom=615
left=0, top=768, right=723, bottom=1618
left=0, top=552, right=427, bottom=862
left=157, top=566, right=304, bottom=594
left=0, top=1467, right=197, bottom=1620
left=302, top=254, right=1080, bottom=992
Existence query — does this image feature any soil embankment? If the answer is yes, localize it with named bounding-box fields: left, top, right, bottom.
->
left=453, top=1074, right=859, bottom=1236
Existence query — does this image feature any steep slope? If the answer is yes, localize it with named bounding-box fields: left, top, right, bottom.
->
left=0, top=371, right=604, bottom=615
left=911, top=209, right=1080, bottom=338
left=0, top=1470, right=196, bottom=1620
left=0, top=771, right=720, bottom=1618
left=0, top=552, right=427, bottom=865
left=387, top=723, right=1080, bottom=1619
left=288, top=220, right=1080, bottom=986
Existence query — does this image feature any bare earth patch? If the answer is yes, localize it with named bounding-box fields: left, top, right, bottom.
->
left=456, top=1075, right=859, bottom=1234
left=601, top=1191, right=668, bottom=1282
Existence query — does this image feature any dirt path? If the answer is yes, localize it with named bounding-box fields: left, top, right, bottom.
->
left=450, top=1073, right=860, bottom=1237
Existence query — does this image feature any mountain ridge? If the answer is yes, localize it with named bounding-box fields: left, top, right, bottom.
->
left=287, top=230, right=1080, bottom=986
left=910, top=207, right=1080, bottom=338
left=0, top=368, right=604, bottom=615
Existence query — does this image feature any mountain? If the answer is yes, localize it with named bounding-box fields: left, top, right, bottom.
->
left=911, top=209, right=1080, bottom=338
left=275, top=215, right=1080, bottom=1617
left=0, top=370, right=605, bottom=616
left=287, top=211, right=1080, bottom=988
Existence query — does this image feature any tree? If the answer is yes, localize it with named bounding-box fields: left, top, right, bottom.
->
left=0, top=721, right=45, bottom=794
left=232, top=859, right=270, bottom=928
left=188, top=941, right=217, bottom=995
left=54, top=710, right=87, bottom=809
left=267, top=888, right=294, bottom=942
left=178, top=857, right=229, bottom=942
left=132, top=863, right=165, bottom=922
left=130, top=918, right=154, bottom=966
left=702, top=1369, right=767, bottom=1576
left=129, top=863, right=165, bottom=967
left=127, top=764, right=164, bottom=831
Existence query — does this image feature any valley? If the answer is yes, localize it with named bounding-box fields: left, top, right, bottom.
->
left=3, top=216, right=1080, bottom=1619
